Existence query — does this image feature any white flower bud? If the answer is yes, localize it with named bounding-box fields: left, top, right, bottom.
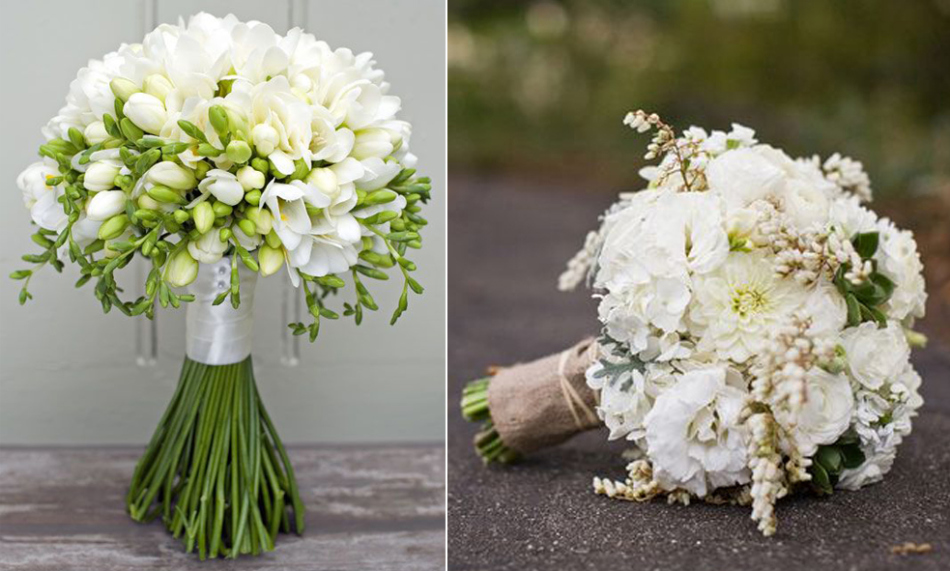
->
left=187, top=231, right=228, bottom=265
left=258, top=244, right=284, bottom=277
left=198, top=169, right=244, bottom=206
left=142, top=74, right=174, bottom=103
left=351, top=128, right=394, bottom=160
left=166, top=249, right=199, bottom=287
left=123, top=92, right=167, bottom=134
left=84, top=161, right=121, bottom=191
left=83, top=121, right=111, bottom=145
left=86, top=190, right=127, bottom=221
left=109, top=77, right=140, bottom=102
left=148, top=162, right=197, bottom=190
left=237, top=166, right=265, bottom=191
left=252, top=124, right=280, bottom=156
left=307, top=167, right=338, bottom=196
left=192, top=201, right=215, bottom=235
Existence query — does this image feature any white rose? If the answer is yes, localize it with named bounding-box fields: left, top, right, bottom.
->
left=86, top=190, right=127, bottom=221
left=187, top=231, right=228, bottom=264
left=124, top=92, right=167, bottom=134
left=776, top=368, right=853, bottom=457
left=83, top=161, right=121, bottom=191
left=198, top=169, right=244, bottom=205
left=841, top=321, right=910, bottom=390
left=875, top=220, right=926, bottom=321
left=643, top=366, right=750, bottom=497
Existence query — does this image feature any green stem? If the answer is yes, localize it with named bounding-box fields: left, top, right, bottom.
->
left=460, top=377, right=520, bottom=465
left=126, top=355, right=304, bottom=559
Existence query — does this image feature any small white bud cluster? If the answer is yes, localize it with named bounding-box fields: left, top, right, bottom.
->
left=623, top=110, right=676, bottom=161
left=592, top=460, right=662, bottom=502
left=751, top=312, right=835, bottom=416
left=745, top=412, right=787, bottom=537
left=753, top=199, right=869, bottom=286
left=822, top=153, right=872, bottom=203
left=557, top=230, right=600, bottom=292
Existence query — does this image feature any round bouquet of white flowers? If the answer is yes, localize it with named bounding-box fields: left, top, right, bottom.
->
left=461, top=111, right=926, bottom=536
left=12, top=13, right=431, bottom=558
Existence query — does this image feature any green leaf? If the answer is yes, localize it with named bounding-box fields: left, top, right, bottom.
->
left=811, top=462, right=833, bottom=495
left=840, top=444, right=866, bottom=470
left=851, top=231, right=879, bottom=259
left=816, top=446, right=843, bottom=476
left=845, top=294, right=862, bottom=326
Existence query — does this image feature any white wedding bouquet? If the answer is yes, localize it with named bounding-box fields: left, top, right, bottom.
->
left=13, top=13, right=431, bottom=558
left=462, top=111, right=926, bottom=536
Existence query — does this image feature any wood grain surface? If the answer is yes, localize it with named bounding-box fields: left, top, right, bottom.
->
left=0, top=445, right=444, bottom=570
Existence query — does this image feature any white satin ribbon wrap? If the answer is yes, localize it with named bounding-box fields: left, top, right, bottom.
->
left=185, top=258, right=258, bottom=365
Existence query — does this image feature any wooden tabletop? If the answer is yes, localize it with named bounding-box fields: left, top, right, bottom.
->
left=0, top=444, right=444, bottom=570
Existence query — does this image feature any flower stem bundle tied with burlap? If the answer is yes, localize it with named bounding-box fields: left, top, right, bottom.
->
left=461, top=110, right=928, bottom=536
left=13, top=13, right=432, bottom=559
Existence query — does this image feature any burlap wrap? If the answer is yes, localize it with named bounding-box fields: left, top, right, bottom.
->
left=487, top=338, right=601, bottom=454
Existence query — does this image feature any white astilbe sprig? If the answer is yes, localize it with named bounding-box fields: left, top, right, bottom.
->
left=558, top=229, right=600, bottom=291
left=624, top=110, right=708, bottom=191
left=753, top=199, right=871, bottom=286
left=593, top=459, right=662, bottom=502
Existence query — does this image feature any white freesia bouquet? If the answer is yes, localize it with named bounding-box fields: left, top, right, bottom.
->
left=461, top=111, right=926, bottom=536
left=13, top=13, right=431, bottom=558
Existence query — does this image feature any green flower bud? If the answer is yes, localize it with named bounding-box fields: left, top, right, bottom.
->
left=165, top=248, right=198, bottom=287
left=258, top=245, right=284, bottom=277
left=237, top=218, right=256, bottom=236
left=194, top=160, right=212, bottom=180
left=119, top=118, right=145, bottom=143
left=244, top=189, right=262, bottom=206
left=226, top=140, right=252, bottom=164
left=212, top=201, right=233, bottom=218
left=98, top=214, right=130, bottom=241
left=197, top=143, right=222, bottom=157
left=246, top=207, right=273, bottom=235
left=225, top=107, right=248, bottom=140
left=363, top=190, right=397, bottom=206
left=265, top=230, right=282, bottom=249
left=173, top=209, right=191, bottom=224
left=250, top=157, right=270, bottom=175
left=219, top=227, right=232, bottom=242
left=193, top=201, right=215, bottom=234
left=208, top=105, right=230, bottom=139
left=138, top=195, right=162, bottom=210
left=109, top=77, right=140, bottom=102
left=146, top=184, right=185, bottom=204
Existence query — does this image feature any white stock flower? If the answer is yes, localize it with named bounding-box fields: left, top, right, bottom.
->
left=187, top=230, right=228, bottom=264
left=775, top=368, right=853, bottom=457
left=643, top=366, right=750, bottom=497
left=689, top=252, right=809, bottom=363
left=841, top=321, right=910, bottom=390
left=17, top=160, right=67, bottom=231
left=587, top=361, right=675, bottom=443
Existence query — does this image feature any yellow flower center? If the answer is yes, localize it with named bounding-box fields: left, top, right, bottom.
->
left=731, top=286, right=769, bottom=318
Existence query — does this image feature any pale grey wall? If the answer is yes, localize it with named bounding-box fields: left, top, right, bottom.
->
left=0, top=0, right=446, bottom=444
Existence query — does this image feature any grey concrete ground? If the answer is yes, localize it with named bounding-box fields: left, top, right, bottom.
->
left=0, top=445, right=445, bottom=570
left=447, top=173, right=950, bottom=570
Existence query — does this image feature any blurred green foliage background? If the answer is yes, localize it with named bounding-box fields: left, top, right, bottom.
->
left=449, top=0, right=950, bottom=197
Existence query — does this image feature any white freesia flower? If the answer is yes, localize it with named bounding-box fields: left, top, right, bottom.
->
left=841, top=321, right=909, bottom=390
left=690, top=252, right=809, bottom=363
left=643, top=366, right=750, bottom=497
left=188, top=231, right=228, bottom=264
left=147, top=161, right=197, bottom=190
left=17, top=160, right=68, bottom=231
left=86, top=190, right=127, bottom=221
left=84, top=161, right=121, bottom=191
left=198, top=169, right=244, bottom=205
left=83, top=121, right=111, bottom=145
left=124, top=92, right=167, bottom=134
left=230, top=76, right=313, bottom=175
left=775, top=368, right=853, bottom=457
